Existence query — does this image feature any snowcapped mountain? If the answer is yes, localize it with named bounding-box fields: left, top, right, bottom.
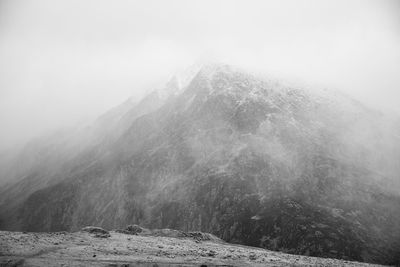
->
left=0, top=64, right=400, bottom=265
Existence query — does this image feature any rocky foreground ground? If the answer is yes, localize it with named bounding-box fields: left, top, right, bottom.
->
left=0, top=226, right=385, bottom=267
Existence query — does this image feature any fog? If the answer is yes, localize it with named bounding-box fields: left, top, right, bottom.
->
left=0, top=0, right=400, bottom=150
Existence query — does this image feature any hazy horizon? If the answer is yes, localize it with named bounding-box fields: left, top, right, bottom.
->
left=1, top=0, right=400, bottom=150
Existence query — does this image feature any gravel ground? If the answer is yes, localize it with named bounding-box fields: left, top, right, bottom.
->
left=0, top=230, right=384, bottom=267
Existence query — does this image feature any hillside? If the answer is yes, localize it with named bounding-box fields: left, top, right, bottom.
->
left=0, top=227, right=384, bottom=267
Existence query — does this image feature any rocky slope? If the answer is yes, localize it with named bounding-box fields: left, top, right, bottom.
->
left=0, top=227, right=384, bottom=266
left=0, top=64, right=400, bottom=265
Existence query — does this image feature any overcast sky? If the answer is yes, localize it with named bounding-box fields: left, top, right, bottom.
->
left=0, top=0, right=399, bottom=150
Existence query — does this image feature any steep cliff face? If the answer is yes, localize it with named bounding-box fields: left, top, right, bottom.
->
left=1, top=64, right=400, bottom=265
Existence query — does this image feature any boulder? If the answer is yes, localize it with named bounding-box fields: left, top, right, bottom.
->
left=81, top=226, right=110, bottom=238
left=126, top=224, right=143, bottom=234
left=115, top=224, right=144, bottom=235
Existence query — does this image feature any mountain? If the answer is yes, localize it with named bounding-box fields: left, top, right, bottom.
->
left=0, top=64, right=400, bottom=265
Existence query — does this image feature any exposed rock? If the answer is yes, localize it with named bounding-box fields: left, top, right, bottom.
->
left=207, top=250, right=217, bottom=257
left=126, top=224, right=143, bottom=234
left=182, top=231, right=220, bottom=242
left=81, top=226, right=110, bottom=238
left=115, top=224, right=144, bottom=235
left=249, top=253, right=258, bottom=260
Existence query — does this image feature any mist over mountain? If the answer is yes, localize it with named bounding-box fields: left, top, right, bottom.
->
left=0, top=64, right=399, bottom=265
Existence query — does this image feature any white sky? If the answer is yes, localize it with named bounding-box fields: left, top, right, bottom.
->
left=0, top=0, right=399, bottom=150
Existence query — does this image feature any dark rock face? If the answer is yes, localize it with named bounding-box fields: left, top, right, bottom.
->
left=1, top=64, right=400, bottom=265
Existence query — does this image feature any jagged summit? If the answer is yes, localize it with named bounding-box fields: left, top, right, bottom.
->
left=157, top=62, right=232, bottom=97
